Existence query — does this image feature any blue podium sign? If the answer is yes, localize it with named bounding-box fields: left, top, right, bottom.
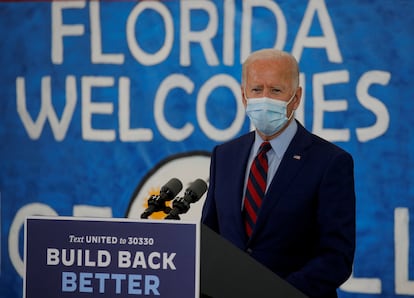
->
left=24, top=217, right=199, bottom=298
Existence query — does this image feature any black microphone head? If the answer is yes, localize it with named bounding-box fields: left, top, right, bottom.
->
left=160, top=178, right=183, bottom=201
left=185, top=179, right=208, bottom=203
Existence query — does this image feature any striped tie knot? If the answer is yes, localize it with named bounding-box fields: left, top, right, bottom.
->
left=258, top=141, right=271, bottom=156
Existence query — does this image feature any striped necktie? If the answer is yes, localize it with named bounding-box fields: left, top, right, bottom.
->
left=244, top=141, right=271, bottom=238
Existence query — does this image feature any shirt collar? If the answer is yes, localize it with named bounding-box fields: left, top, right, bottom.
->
left=254, top=120, right=298, bottom=158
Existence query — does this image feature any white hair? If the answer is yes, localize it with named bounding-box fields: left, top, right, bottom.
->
left=241, top=49, right=300, bottom=89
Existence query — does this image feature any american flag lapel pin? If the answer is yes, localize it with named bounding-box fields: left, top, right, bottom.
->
left=293, top=155, right=301, bottom=160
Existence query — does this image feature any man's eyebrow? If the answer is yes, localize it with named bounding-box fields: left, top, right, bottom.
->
left=248, top=84, right=263, bottom=88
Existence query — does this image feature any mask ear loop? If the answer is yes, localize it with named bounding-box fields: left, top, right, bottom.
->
left=286, top=92, right=296, bottom=120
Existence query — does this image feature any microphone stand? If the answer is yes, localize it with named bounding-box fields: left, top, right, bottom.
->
left=164, top=197, right=191, bottom=220
left=140, top=195, right=172, bottom=219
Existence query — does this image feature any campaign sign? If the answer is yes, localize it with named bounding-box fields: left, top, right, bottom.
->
left=24, top=217, right=199, bottom=298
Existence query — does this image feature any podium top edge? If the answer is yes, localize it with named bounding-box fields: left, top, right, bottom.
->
left=25, top=215, right=201, bottom=226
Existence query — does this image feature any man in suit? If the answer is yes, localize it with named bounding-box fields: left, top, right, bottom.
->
left=201, top=49, right=355, bottom=298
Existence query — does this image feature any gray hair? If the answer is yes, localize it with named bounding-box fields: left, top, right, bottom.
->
left=241, top=49, right=300, bottom=89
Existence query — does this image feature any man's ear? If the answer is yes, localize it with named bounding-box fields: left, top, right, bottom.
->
left=292, top=86, right=302, bottom=110
left=241, top=86, right=247, bottom=107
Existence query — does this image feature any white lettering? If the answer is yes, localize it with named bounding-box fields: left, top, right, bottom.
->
left=90, top=1, right=124, bottom=64
left=341, top=272, right=382, bottom=294
left=154, top=74, right=194, bottom=141
left=356, top=71, right=391, bottom=142
left=47, top=248, right=60, bottom=265
left=16, top=76, right=77, bottom=141
left=15, top=70, right=390, bottom=144
left=84, top=250, right=96, bottom=267
left=81, top=76, right=115, bottom=141
left=148, top=252, right=160, bottom=270
left=292, top=0, right=342, bottom=63
left=73, top=205, right=112, bottom=217
left=223, top=0, right=235, bottom=65
left=126, top=1, right=173, bottom=65
left=132, top=251, right=147, bottom=269
left=395, top=207, right=414, bottom=294
left=117, top=251, right=176, bottom=269
left=295, top=73, right=306, bottom=125
left=51, top=1, right=86, bottom=64
left=47, top=249, right=111, bottom=267
left=63, top=249, right=75, bottom=266
left=197, top=74, right=244, bottom=141
left=180, top=0, right=219, bottom=66
left=118, top=251, right=131, bottom=268
left=312, top=70, right=350, bottom=142
left=10, top=204, right=112, bottom=278
left=9, top=203, right=58, bottom=277
left=119, top=77, right=153, bottom=142
left=162, top=252, right=176, bottom=270
left=241, top=0, right=286, bottom=62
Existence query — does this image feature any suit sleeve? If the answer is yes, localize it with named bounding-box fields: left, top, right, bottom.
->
left=286, top=150, right=356, bottom=297
left=201, top=146, right=219, bottom=233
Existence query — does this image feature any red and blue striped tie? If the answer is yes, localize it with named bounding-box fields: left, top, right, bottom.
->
left=244, top=141, right=271, bottom=238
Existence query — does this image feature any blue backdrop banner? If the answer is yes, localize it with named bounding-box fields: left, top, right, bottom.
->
left=1, top=1, right=413, bottom=297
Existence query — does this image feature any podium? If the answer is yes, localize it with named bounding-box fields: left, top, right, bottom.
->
left=200, top=224, right=307, bottom=298
left=24, top=217, right=307, bottom=298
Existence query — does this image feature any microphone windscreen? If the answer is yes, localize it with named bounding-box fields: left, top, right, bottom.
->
left=189, top=179, right=208, bottom=200
left=161, top=178, right=183, bottom=198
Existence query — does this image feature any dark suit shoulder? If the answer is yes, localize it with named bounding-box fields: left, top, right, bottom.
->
left=312, top=132, right=350, bottom=155
left=296, top=121, right=352, bottom=158
left=214, top=131, right=255, bottom=154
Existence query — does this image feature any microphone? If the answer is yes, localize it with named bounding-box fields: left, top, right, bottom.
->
left=165, top=179, right=208, bottom=220
left=140, top=178, right=183, bottom=219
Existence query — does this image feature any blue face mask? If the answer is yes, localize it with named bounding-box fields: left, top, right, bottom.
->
left=245, top=94, right=295, bottom=136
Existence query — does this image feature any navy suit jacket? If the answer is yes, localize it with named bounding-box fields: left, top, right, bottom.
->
left=201, top=121, right=355, bottom=298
